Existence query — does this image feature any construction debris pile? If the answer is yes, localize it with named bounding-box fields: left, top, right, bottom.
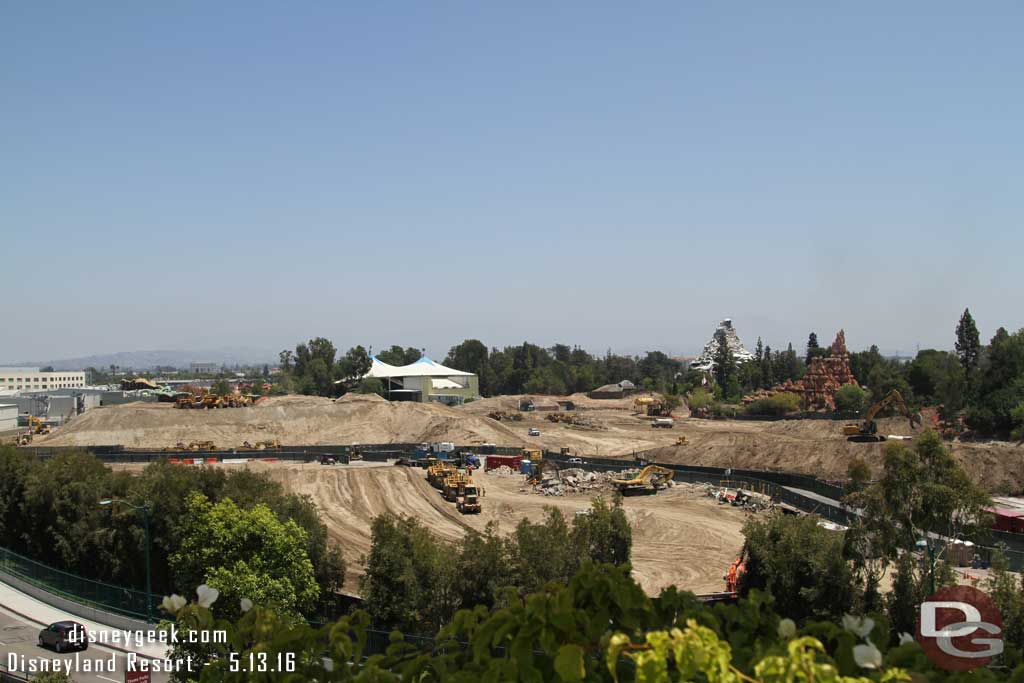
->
left=523, top=468, right=640, bottom=496
left=175, top=392, right=257, bottom=409
left=701, top=483, right=772, bottom=512
left=487, top=410, right=523, bottom=422
left=743, top=330, right=858, bottom=411
left=545, top=413, right=605, bottom=430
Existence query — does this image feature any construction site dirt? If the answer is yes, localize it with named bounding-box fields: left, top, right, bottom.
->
left=208, top=460, right=748, bottom=597
left=40, top=394, right=1024, bottom=493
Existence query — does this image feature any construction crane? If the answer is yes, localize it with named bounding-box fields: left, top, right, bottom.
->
left=842, top=389, right=923, bottom=442
left=611, top=465, right=674, bottom=494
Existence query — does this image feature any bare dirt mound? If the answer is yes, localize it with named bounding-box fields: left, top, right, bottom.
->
left=37, top=395, right=528, bottom=449
left=241, top=461, right=747, bottom=596
left=642, top=417, right=1024, bottom=494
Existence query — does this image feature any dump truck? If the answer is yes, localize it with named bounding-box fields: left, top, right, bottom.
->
left=650, top=418, right=674, bottom=429
left=456, top=479, right=483, bottom=514
left=611, top=465, right=674, bottom=494
left=442, top=472, right=469, bottom=502
left=842, top=389, right=923, bottom=442
left=427, top=462, right=457, bottom=489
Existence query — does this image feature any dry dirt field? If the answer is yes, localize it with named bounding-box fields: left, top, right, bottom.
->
left=230, top=460, right=748, bottom=596
left=40, top=392, right=1024, bottom=492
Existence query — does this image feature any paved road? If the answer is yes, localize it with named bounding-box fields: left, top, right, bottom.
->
left=0, top=606, right=170, bottom=683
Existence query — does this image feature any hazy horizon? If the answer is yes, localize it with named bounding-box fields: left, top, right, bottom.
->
left=4, top=2, right=1021, bottom=363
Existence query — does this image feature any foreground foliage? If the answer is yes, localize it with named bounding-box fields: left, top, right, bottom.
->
left=164, top=563, right=1023, bottom=683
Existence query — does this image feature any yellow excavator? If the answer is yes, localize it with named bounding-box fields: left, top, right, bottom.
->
left=611, top=465, right=674, bottom=494
left=843, top=389, right=923, bottom=442
left=27, top=416, right=50, bottom=435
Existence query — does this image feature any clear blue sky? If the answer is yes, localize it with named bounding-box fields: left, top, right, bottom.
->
left=3, top=2, right=1021, bottom=363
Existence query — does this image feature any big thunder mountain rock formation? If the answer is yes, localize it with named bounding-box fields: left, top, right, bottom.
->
left=743, top=330, right=858, bottom=410
left=800, top=330, right=858, bottom=409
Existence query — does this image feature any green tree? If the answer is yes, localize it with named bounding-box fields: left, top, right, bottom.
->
left=965, top=327, right=1024, bottom=434
left=170, top=493, right=319, bottom=620
left=571, top=496, right=631, bottom=567
left=739, top=513, right=856, bottom=621
left=356, top=377, right=385, bottom=395
left=955, top=307, right=981, bottom=373
left=834, top=384, right=868, bottom=414
left=211, top=379, right=232, bottom=396
left=805, top=332, right=822, bottom=365
left=844, top=431, right=990, bottom=598
left=376, top=345, right=422, bottom=366
left=712, top=329, right=738, bottom=400
left=445, top=339, right=491, bottom=393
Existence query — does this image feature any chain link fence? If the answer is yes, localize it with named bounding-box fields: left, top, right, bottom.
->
left=0, top=546, right=156, bottom=621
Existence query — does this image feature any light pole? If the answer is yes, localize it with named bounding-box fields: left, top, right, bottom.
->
left=100, top=499, right=153, bottom=622
left=916, top=537, right=937, bottom=594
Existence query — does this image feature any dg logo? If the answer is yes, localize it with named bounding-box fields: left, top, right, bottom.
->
left=917, top=585, right=1003, bottom=671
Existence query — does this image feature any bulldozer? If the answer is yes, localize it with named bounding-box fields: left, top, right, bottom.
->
left=611, top=465, right=674, bottom=494
left=843, top=389, right=923, bottom=442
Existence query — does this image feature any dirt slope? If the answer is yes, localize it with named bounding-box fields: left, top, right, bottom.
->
left=36, top=394, right=528, bottom=449
left=246, top=461, right=746, bottom=595
left=641, top=417, right=1024, bottom=493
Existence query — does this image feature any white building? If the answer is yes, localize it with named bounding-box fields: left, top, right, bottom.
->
left=346, top=356, right=479, bottom=405
left=0, top=404, right=17, bottom=432
left=0, top=367, right=86, bottom=392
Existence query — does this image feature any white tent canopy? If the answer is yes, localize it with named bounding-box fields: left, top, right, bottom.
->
left=364, top=356, right=474, bottom=379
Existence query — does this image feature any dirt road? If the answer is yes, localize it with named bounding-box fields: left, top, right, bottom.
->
left=244, top=460, right=746, bottom=595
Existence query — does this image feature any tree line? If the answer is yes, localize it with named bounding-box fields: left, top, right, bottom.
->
left=359, top=496, right=632, bottom=635
left=0, top=447, right=346, bottom=620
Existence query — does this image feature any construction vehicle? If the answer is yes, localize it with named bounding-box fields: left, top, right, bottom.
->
left=13, top=433, right=32, bottom=446
left=724, top=555, right=746, bottom=593
left=633, top=396, right=657, bottom=414
left=842, top=390, right=923, bottom=442
left=675, top=435, right=688, bottom=446
left=442, top=472, right=469, bottom=502
left=456, top=479, right=483, bottom=514
left=27, top=416, right=50, bottom=435
left=427, top=462, right=457, bottom=489
left=528, top=459, right=561, bottom=485
left=187, top=440, right=216, bottom=451
left=522, top=447, right=543, bottom=461
left=650, top=418, right=674, bottom=429
left=611, top=465, right=674, bottom=494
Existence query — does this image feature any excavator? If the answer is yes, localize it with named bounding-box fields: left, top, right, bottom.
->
left=527, top=459, right=561, bottom=485
left=611, top=465, right=674, bottom=494
left=842, top=389, right=923, bottom=442
left=27, top=416, right=50, bottom=435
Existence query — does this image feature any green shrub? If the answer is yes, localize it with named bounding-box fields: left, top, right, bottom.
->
left=711, top=402, right=741, bottom=418
left=834, top=384, right=868, bottom=414
left=744, top=392, right=802, bottom=416
left=687, top=388, right=713, bottom=411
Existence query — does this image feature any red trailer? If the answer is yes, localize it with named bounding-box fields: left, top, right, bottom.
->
left=484, top=454, right=523, bottom=472
left=988, top=508, right=1024, bottom=534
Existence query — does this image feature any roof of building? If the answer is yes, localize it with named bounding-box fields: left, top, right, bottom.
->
left=359, top=356, right=475, bottom=380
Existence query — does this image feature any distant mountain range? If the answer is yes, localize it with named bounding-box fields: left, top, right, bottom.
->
left=5, top=348, right=278, bottom=371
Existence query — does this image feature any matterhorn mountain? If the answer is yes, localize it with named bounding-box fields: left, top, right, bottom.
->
left=689, top=319, right=755, bottom=371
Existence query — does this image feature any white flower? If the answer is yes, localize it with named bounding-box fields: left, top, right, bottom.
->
left=853, top=641, right=883, bottom=669
left=898, top=632, right=915, bottom=645
left=777, top=618, right=796, bottom=639
left=323, top=658, right=334, bottom=672
left=842, top=614, right=875, bottom=639
left=196, top=584, right=219, bottom=608
left=161, top=594, right=187, bottom=614
left=240, top=598, right=253, bottom=613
